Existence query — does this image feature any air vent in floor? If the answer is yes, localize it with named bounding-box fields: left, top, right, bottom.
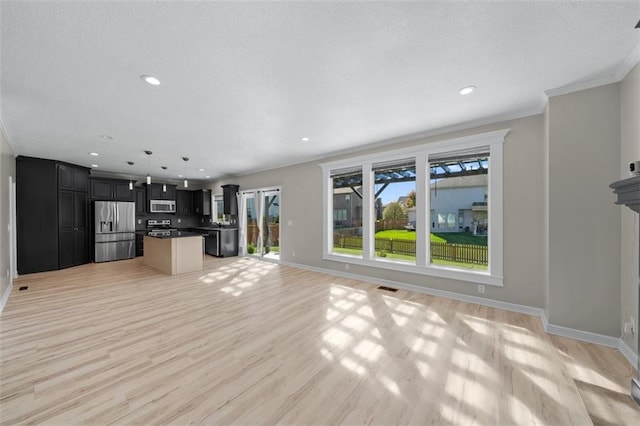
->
left=377, top=286, right=398, bottom=292
left=19, top=286, right=28, bottom=291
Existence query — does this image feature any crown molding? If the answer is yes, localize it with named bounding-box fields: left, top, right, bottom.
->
left=545, top=44, right=640, bottom=98
left=0, top=118, right=17, bottom=156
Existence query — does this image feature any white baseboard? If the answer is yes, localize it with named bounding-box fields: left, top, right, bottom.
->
left=619, top=339, right=639, bottom=370
left=280, top=259, right=638, bottom=370
left=0, top=280, right=12, bottom=314
left=281, top=260, right=543, bottom=317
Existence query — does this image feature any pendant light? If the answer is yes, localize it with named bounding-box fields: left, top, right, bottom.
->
left=144, top=150, right=153, bottom=184
left=127, top=161, right=135, bottom=190
left=182, top=157, right=189, bottom=188
left=161, top=166, right=168, bottom=192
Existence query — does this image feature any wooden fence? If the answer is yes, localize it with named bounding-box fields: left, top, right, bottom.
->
left=333, top=235, right=487, bottom=265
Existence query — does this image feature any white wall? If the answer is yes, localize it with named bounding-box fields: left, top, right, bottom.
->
left=546, top=83, right=621, bottom=336
left=213, top=113, right=546, bottom=310
left=0, top=125, right=16, bottom=311
left=620, top=62, right=640, bottom=353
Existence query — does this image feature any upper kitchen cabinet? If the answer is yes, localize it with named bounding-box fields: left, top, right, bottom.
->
left=146, top=183, right=176, bottom=201
left=194, top=189, right=211, bottom=216
left=135, top=187, right=147, bottom=215
left=222, top=184, right=239, bottom=215
left=58, top=164, right=89, bottom=192
left=176, top=190, right=194, bottom=216
left=90, top=178, right=135, bottom=202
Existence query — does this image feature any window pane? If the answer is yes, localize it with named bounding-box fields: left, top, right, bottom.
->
left=214, top=196, right=224, bottom=222
left=429, top=149, right=489, bottom=270
left=373, top=159, right=416, bottom=263
left=331, top=169, right=363, bottom=256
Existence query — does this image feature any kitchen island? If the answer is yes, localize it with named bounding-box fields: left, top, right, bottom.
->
left=143, top=231, right=203, bottom=275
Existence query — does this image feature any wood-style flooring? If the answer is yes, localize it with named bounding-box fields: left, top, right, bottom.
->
left=1, top=256, right=638, bottom=425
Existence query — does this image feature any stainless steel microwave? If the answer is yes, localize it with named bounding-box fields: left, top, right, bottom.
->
left=149, top=199, right=176, bottom=213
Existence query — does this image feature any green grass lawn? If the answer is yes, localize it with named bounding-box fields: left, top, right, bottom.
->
left=374, top=230, right=487, bottom=246
left=332, top=246, right=488, bottom=270
left=333, top=230, right=488, bottom=270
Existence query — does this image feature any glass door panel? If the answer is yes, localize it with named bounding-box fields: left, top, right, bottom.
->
left=262, top=191, right=280, bottom=260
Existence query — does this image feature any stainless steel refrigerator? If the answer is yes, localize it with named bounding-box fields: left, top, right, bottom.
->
left=94, top=201, right=136, bottom=262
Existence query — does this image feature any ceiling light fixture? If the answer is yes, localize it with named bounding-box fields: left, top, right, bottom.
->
left=89, top=152, right=99, bottom=156
left=161, top=166, right=168, bottom=192
left=182, top=157, right=189, bottom=188
left=301, top=137, right=310, bottom=142
left=91, top=164, right=98, bottom=168
left=144, top=150, right=153, bottom=184
left=459, top=85, right=477, bottom=95
left=198, top=168, right=204, bottom=172
left=127, top=161, right=135, bottom=190
left=141, top=74, right=161, bottom=86
left=100, top=134, right=113, bottom=140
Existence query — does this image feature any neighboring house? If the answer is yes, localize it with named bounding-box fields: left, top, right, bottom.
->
left=406, top=175, right=488, bottom=234
left=333, top=187, right=383, bottom=230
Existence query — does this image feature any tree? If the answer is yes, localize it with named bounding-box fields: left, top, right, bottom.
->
left=383, top=202, right=406, bottom=220
left=405, top=190, right=416, bottom=209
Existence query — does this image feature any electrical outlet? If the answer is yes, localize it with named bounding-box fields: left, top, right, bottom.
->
left=287, top=220, right=293, bottom=226
left=478, top=284, right=485, bottom=294
left=177, top=218, right=181, bottom=223
left=292, top=251, right=295, bottom=257
left=345, top=264, right=350, bottom=271
left=137, top=219, right=141, bottom=225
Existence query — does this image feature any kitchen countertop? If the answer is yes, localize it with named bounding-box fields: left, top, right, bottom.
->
left=145, top=231, right=204, bottom=239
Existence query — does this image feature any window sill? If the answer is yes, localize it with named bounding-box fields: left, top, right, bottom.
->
left=322, top=253, right=504, bottom=287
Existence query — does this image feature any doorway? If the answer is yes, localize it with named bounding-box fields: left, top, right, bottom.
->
left=240, top=188, right=281, bottom=261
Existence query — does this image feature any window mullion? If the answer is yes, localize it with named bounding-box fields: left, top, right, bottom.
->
left=415, top=155, right=428, bottom=267
left=362, top=162, right=374, bottom=260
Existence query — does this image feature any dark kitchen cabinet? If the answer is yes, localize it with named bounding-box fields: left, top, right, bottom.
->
left=222, top=184, right=239, bottom=215
left=90, top=178, right=134, bottom=201
left=146, top=183, right=176, bottom=201
left=16, top=156, right=90, bottom=274
left=176, top=190, right=194, bottom=215
left=205, top=228, right=238, bottom=257
left=58, top=164, right=89, bottom=192
left=135, top=233, right=144, bottom=257
left=135, top=188, right=147, bottom=215
left=194, top=189, right=211, bottom=216
left=59, top=190, right=89, bottom=268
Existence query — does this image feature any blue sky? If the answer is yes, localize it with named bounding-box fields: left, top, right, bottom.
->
left=376, top=182, right=415, bottom=205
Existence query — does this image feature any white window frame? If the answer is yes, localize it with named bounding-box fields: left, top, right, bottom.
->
left=320, top=129, right=507, bottom=287
left=212, top=193, right=224, bottom=221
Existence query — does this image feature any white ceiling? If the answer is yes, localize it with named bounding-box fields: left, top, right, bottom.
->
left=1, top=1, right=639, bottom=183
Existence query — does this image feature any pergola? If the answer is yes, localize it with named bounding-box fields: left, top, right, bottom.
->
left=332, top=155, right=489, bottom=199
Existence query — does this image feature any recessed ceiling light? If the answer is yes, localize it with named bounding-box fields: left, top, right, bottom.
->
left=205, top=175, right=210, bottom=179
left=459, top=86, right=477, bottom=95
left=199, top=168, right=204, bottom=172
left=141, top=74, right=161, bottom=86
left=301, top=137, right=310, bottom=142
left=89, top=152, right=99, bottom=156
left=178, top=174, right=183, bottom=178
left=91, top=164, right=99, bottom=168
left=100, top=134, right=113, bottom=140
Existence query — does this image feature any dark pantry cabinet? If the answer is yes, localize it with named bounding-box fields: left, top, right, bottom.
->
left=16, top=156, right=90, bottom=274
left=58, top=190, right=89, bottom=268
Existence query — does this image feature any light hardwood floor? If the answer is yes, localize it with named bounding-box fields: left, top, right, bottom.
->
left=1, top=256, right=638, bottom=425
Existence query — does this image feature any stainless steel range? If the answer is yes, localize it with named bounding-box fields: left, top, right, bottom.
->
left=147, top=219, right=176, bottom=237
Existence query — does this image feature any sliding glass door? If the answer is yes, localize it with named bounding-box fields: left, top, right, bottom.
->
left=240, top=188, right=281, bottom=261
